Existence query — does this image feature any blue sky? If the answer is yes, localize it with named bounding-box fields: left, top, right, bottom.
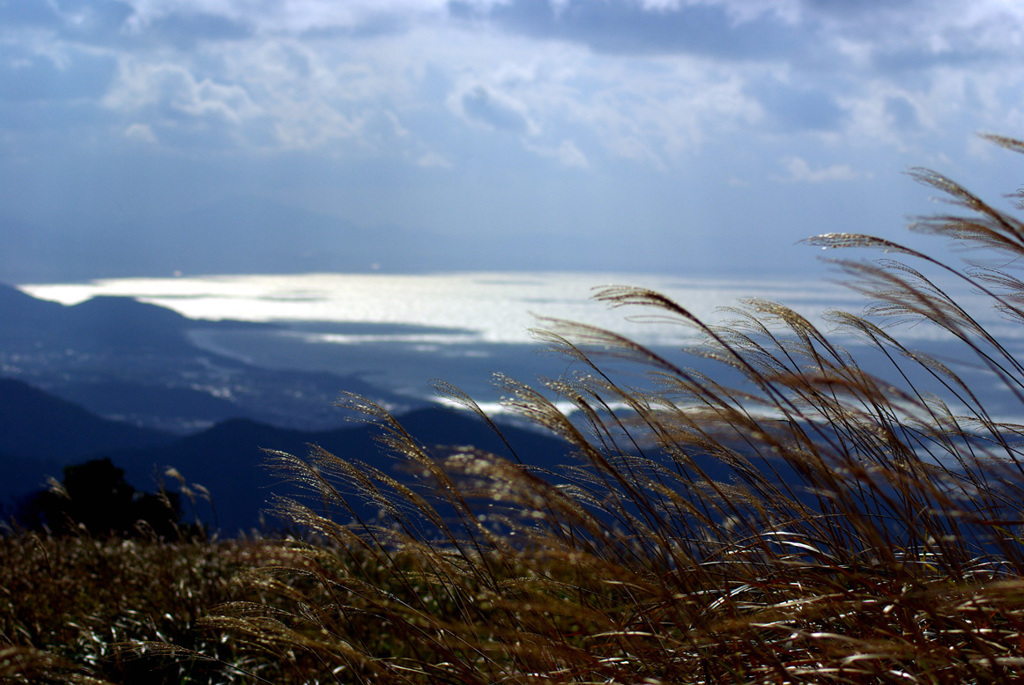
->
left=3, top=0, right=1024, bottom=282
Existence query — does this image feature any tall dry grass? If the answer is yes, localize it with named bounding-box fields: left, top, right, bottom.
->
left=207, top=134, right=1024, bottom=683
left=9, top=135, right=1024, bottom=683
left=0, top=533, right=336, bottom=684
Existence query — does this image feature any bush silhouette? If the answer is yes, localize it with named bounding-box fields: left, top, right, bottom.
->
left=22, top=458, right=183, bottom=539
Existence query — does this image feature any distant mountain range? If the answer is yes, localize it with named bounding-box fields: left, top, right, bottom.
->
left=0, top=283, right=573, bottom=533
left=0, top=280, right=257, bottom=352
left=0, top=282, right=421, bottom=433
left=98, top=407, right=573, bottom=534
left=0, top=378, right=172, bottom=461
left=0, top=376, right=572, bottom=533
left=0, top=377, right=176, bottom=508
left=0, top=283, right=861, bottom=536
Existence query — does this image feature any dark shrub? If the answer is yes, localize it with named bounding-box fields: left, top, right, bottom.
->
left=20, top=458, right=184, bottom=539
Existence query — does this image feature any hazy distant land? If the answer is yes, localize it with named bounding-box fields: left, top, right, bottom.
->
left=5, top=272, right=1023, bottom=533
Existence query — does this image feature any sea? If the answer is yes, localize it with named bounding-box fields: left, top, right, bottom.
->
left=20, top=271, right=1024, bottom=422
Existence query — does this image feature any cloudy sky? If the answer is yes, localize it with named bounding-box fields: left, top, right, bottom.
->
left=3, top=0, right=1024, bottom=282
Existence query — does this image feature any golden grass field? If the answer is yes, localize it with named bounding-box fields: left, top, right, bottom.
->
left=6, top=134, right=1024, bottom=683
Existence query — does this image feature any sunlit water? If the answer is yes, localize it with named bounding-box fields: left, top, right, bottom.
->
left=23, top=271, right=868, bottom=345
left=21, top=271, right=1024, bottom=422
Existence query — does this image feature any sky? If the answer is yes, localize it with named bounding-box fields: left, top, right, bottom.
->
left=3, top=0, right=1024, bottom=282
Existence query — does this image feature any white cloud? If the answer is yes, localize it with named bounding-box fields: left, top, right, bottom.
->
left=8, top=0, right=1024, bottom=178
left=772, top=156, right=863, bottom=183
left=671, top=0, right=801, bottom=24
left=122, top=0, right=456, bottom=35
left=525, top=139, right=589, bottom=168
left=103, top=60, right=261, bottom=124
left=452, top=83, right=536, bottom=135
left=100, top=46, right=381, bottom=150
left=269, top=102, right=368, bottom=149
left=9, top=0, right=1024, bottom=283
left=416, top=151, right=453, bottom=168
left=124, top=122, right=158, bottom=143
left=555, top=58, right=762, bottom=165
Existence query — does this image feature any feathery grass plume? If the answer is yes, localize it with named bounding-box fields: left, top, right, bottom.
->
left=213, top=135, right=1024, bottom=682
left=0, top=646, right=112, bottom=684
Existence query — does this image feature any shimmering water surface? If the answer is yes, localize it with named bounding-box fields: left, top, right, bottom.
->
left=24, top=271, right=862, bottom=343
left=21, top=272, right=1023, bottom=418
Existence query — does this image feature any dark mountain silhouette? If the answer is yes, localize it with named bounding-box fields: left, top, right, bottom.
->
left=0, top=282, right=270, bottom=352
left=0, top=378, right=177, bottom=515
left=0, top=283, right=420, bottom=432
left=0, top=374, right=818, bottom=539
left=0, top=378, right=173, bottom=461
left=101, top=407, right=575, bottom=534
left=0, top=376, right=572, bottom=534
left=61, top=296, right=200, bottom=352
left=0, top=282, right=66, bottom=337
